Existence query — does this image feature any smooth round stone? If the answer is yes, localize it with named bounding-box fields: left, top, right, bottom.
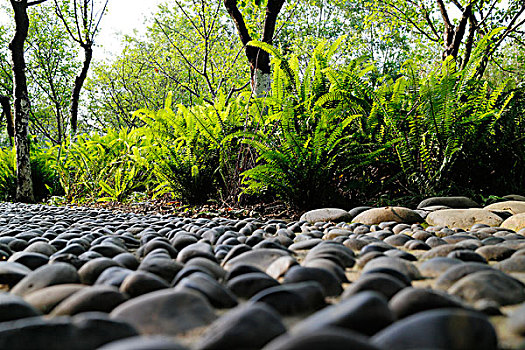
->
left=23, top=242, right=57, bottom=256
left=90, top=244, right=127, bottom=258
left=23, top=284, right=86, bottom=314
left=348, top=206, right=373, bottom=219
left=0, top=262, right=31, bottom=287
left=177, top=243, right=217, bottom=263
left=370, top=230, right=394, bottom=240
left=172, top=266, right=215, bottom=286
left=475, top=246, right=516, bottom=261
left=250, top=281, right=326, bottom=316
left=360, top=242, right=393, bottom=255
left=79, top=251, right=103, bottom=260
left=448, top=270, right=525, bottom=306
left=266, top=256, right=298, bottom=279
left=389, top=287, right=464, bottom=319
left=371, top=309, right=497, bottom=350
left=508, top=303, right=525, bottom=335
left=383, top=249, right=417, bottom=261
left=300, top=208, right=353, bottom=223
left=175, top=272, right=238, bottom=309
left=343, top=238, right=368, bottom=252
left=98, top=336, right=188, bottom=350
left=227, top=272, right=280, bottom=299
left=11, top=262, right=81, bottom=297
left=352, top=225, right=370, bottom=235
left=485, top=200, right=525, bottom=214
left=420, top=244, right=462, bottom=258
left=110, top=289, right=217, bottom=335
left=404, top=239, right=430, bottom=250
left=78, top=258, right=121, bottom=285
left=425, top=236, right=448, bottom=248
left=289, top=239, right=323, bottom=251
left=120, top=271, right=170, bottom=297
left=342, top=273, right=406, bottom=300
left=0, top=293, right=41, bottom=322
left=501, top=213, right=525, bottom=232
left=417, top=196, right=480, bottom=209
left=171, top=235, right=199, bottom=251
left=419, top=257, right=463, bottom=278
left=195, top=303, right=286, bottom=350
left=494, top=256, right=525, bottom=273
left=0, top=313, right=138, bottom=350
left=434, top=262, right=494, bottom=290
left=138, top=257, right=183, bottom=283
left=138, top=240, right=178, bottom=259
left=225, top=265, right=265, bottom=281
left=384, top=234, right=411, bottom=246
left=356, top=252, right=385, bottom=269
left=8, top=239, right=29, bottom=252
left=303, top=258, right=348, bottom=283
left=53, top=243, right=86, bottom=257
left=503, top=194, right=525, bottom=201
left=426, top=209, right=503, bottom=230
left=49, top=253, right=86, bottom=269
left=50, top=285, right=128, bottom=316
left=362, top=257, right=422, bottom=280
left=447, top=250, right=487, bottom=263
left=95, top=267, right=134, bottom=288
left=264, top=327, right=381, bottom=350
left=353, top=207, right=423, bottom=225
left=223, top=249, right=290, bottom=271
left=7, top=252, right=49, bottom=270
left=112, top=253, right=139, bottom=270
left=221, top=244, right=252, bottom=265
left=283, top=266, right=343, bottom=297
left=306, top=243, right=355, bottom=266
left=412, top=230, right=433, bottom=241
left=454, top=239, right=483, bottom=250
left=292, top=291, right=394, bottom=336
left=185, top=258, right=226, bottom=280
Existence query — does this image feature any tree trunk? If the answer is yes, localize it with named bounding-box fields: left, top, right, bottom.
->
left=223, top=0, right=285, bottom=97
left=70, top=44, right=92, bottom=135
left=9, top=0, right=35, bottom=203
left=0, top=95, right=14, bottom=145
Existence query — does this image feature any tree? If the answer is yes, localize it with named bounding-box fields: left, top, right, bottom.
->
left=85, top=0, right=250, bottom=128
left=26, top=3, right=80, bottom=144
left=54, top=0, right=108, bottom=135
left=364, top=0, right=525, bottom=73
left=223, top=0, right=286, bottom=96
left=9, top=0, right=48, bottom=203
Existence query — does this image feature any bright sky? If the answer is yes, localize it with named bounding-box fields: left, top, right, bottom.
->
left=94, top=0, right=165, bottom=59
left=0, top=0, right=165, bottom=60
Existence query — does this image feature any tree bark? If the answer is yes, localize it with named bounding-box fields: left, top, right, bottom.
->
left=70, top=44, right=93, bottom=135
left=223, top=0, right=285, bottom=96
left=9, top=0, right=35, bottom=203
left=0, top=95, right=14, bottom=145
left=437, top=0, right=472, bottom=61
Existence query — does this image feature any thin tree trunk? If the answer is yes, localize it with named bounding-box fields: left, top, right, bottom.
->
left=70, top=44, right=92, bottom=135
left=223, top=0, right=284, bottom=96
left=0, top=95, right=14, bottom=146
left=9, top=0, right=35, bottom=203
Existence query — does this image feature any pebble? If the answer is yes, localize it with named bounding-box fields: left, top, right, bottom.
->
left=1, top=200, right=525, bottom=348
left=98, top=336, right=188, bottom=350
left=292, top=291, right=394, bottom=335
left=195, top=303, right=286, bottom=349
left=110, top=289, right=216, bottom=335
left=372, top=309, right=498, bottom=349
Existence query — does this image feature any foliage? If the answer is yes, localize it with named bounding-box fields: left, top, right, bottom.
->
left=135, top=92, right=249, bottom=203
left=52, top=128, right=152, bottom=202
left=239, top=39, right=382, bottom=209
left=0, top=144, right=61, bottom=202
